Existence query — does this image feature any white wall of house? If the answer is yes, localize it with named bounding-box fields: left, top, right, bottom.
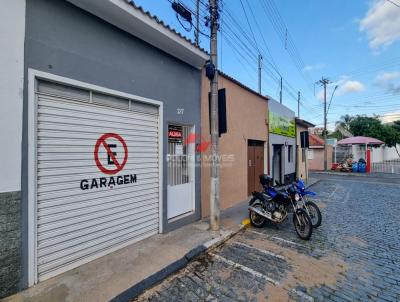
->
left=354, top=144, right=400, bottom=163
left=371, top=147, right=383, bottom=163
left=0, top=0, right=25, bottom=192
left=383, top=144, right=400, bottom=161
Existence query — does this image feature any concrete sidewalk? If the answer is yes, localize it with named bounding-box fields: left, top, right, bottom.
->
left=2, top=206, right=248, bottom=302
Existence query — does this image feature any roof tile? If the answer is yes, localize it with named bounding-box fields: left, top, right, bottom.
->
left=309, top=134, right=324, bottom=146
left=127, top=0, right=209, bottom=55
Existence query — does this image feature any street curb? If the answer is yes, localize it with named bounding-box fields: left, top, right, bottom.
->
left=312, top=171, right=400, bottom=180
left=312, top=171, right=369, bottom=177
left=306, top=179, right=321, bottom=189
left=241, top=218, right=251, bottom=226
left=109, top=225, right=245, bottom=302
left=109, top=257, right=189, bottom=302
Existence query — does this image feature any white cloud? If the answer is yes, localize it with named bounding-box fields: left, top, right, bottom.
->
left=303, top=63, right=325, bottom=72
left=380, top=111, right=400, bottom=123
left=338, top=80, right=365, bottom=94
left=316, top=77, right=364, bottom=101
left=376, top=71, right=400, bottom=93
left=376, top=71, right=400, bottom=82
left=359, top=0, right=400, bottom=50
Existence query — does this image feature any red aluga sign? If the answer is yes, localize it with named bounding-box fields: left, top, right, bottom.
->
left=168, top=130, right=182, bottom=139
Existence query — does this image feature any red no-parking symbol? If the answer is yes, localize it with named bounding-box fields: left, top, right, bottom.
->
left=94, top=133, right=128, bottom=175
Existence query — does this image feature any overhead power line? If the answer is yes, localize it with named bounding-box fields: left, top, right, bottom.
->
left=385, top=0, right=400, bottom=8
left=258, top=0, right=314, bottom=89
left=169, top=0, right=318, bottom=117
left=241, top=0, right=282, bottom=77
left=238, top=0, right=260, bottom=53
left=222, top=0, right=316, bottom=112
left=331, top=55, right=400, bottom=78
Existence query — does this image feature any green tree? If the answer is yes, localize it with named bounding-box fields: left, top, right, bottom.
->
left=336, top=114, right=354, bottom=131
left=327, top=130, right=342, bottom=140
left=393, top=120, right=400, bottom=132
left=348, top=115, right=400, bottom=157
left=383, top=126, right=400, bottom=157
left=387, top=121, right=400, bottom=157
left=349, top=115, right=382, bottom=137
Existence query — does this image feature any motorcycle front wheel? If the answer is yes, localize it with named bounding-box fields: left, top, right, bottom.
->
left=305, top=201, right=322, bottom=228
left=293, top=209, right=313, bottom=240
left=249, top=200, right=267, bottom=228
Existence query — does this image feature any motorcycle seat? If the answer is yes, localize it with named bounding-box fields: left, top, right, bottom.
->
left=274, top=188, right=288, bottom=198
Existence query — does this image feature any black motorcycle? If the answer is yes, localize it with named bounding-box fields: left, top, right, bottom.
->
left=248, top=174, right=313, bottom=240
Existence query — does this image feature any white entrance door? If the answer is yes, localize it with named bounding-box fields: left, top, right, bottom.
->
left=167, top=125, right=195, bottom=219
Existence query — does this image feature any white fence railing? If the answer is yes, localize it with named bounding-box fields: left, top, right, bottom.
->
left=371, top=159, right=400, bottom=174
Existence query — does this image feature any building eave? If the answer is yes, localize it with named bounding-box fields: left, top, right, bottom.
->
left=295, top=117, right=315, bottom=128
left=66, top=0, right=209, bottom=69
left=219, top=71, right=269, bottom=102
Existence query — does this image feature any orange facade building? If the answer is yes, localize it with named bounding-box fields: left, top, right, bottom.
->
left=200, top=72, right=269, bottom=218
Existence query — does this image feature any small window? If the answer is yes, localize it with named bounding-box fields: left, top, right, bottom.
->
left=288, top=145, right=293, bottom=162
left=308, top=150, right=314, bottom=160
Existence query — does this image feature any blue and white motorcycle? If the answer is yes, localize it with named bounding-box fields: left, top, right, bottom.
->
left=248, top=175, right=313, bottom=240
left=295, top=178, right=322, bottom=228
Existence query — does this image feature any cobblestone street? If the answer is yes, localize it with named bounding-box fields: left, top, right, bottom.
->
left=135, top=174, right=400, bottom=302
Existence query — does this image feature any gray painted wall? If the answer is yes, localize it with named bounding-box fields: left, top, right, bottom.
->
left=268, top=98, right=296, bottom=118
left=20, top=0, right=202, bottom=289
left=268, top=99, right=296, bottom=180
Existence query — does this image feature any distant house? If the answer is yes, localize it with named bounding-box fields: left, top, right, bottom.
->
left=308, top=134, right=333, bottom=171
left=268, top=98, right=296, bottom=184
left=310, top=127, right=324, bottom=136
left=295, top=118, right=315, bottom=179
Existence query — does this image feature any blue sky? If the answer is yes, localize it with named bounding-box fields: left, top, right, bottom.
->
left=133, top=0, right=400, bottom=129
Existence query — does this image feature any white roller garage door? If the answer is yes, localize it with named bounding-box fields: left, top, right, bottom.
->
left=34, top=79, right=161, bottom=281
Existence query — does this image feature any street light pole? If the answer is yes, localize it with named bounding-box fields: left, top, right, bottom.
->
left=209, top=0, right=220, bottom=231
left=316, top=78, right=330, bottom=172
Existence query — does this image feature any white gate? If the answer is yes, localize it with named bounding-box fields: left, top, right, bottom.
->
left=167, top=125, right=195, bottom=219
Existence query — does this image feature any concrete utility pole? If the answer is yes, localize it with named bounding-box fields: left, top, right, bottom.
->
left=297, top=91, right=300, bottom=118
left=280, top=77, right=283, bottom=104
left=209, top=0, right=220, bottom=231
left=317, top=78, right=330, bottom=172
left=195, top=0, right=200, bottom=46
left=258, top=54, right=262, bottom=94
left=305, top=146, right=309, bottom=183
left=324, top=83, right=327, bottom=172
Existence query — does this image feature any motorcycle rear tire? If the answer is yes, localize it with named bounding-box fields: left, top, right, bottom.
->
left=249, top=200, right=267, bottom=228
left=293, top=209, right=313, bottom=240
left=305, top=201, right=322, bottom=228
